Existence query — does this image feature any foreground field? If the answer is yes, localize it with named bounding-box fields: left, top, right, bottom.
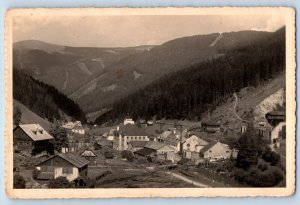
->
left=96, top=171, right=196, bottom=188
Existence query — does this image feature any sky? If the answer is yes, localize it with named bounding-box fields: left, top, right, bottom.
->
left=13, top=14, right=285, bottom=47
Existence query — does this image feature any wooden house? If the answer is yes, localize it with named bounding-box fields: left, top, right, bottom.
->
left=13, top=124, right=54, bottom=156
left=79, top=148, right=97, bottom=165
left=36, top=153, right=89, bottom=182
left=134, top=148, right=156, bottom=162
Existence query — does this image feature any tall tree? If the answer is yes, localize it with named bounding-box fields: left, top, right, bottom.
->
left=49, top=123, right=68, bottom=152
left=13, top=106, right=22, bottom=126
left=236, top=123, right=265, bottom=170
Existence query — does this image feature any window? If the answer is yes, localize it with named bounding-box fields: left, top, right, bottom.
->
left=62, top=167, right=73, bottom=174
left=187, top=144, right=190, bottom=147
left=41, top=166, right=54, bottom=172
left=209, top=150, right=212, bottom=152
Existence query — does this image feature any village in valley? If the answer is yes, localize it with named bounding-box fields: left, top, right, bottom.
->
left=13, top=107, right=286, bottom=188
left=12, top=14, right=287, bottom=189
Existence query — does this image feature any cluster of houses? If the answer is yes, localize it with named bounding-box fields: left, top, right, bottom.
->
left=13, top=110, right=285, bottom=187
left=95, top=118, right=234, bottom=164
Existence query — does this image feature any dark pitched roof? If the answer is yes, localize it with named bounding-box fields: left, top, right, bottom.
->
left=58, top=153, right=89, bottom=168
left=200, top=141, right=218, bottom=154
left=97, top=139, right=113, bottom=147
left=266, top=111, right=285, bottom=116
left=129, top=141, right=148, bottom=148
left=145, top=141, right=170, bottom=150
left=37, top=153, right=89, bottom=168
left=120, top=125, right=149, bottom=136
left=203, top=121, right=221, bottom=126
left=134, top=147, right=156, bottom=156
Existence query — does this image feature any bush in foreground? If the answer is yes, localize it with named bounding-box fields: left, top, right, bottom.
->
left=48, top=176, right=72, bottom=188
left=234, top=168, right=284, bottom=187
left=14, top=174, right=26, bottom=189
left=121, top=150, right=134, bottom=162
left=104, top=151, right=114, bottom=159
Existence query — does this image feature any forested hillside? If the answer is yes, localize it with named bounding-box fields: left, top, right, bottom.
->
left=13, top=70, right=86, bottom=123
left=13, top=40, right=153, bottom=94
left=73, top=30, right=271, bottom=114
left=95, top=27, right=285, bottom=124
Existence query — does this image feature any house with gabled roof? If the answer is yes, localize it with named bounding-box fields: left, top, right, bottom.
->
left=182, top=134, right=209, bottom=153
left=158, top=130, right=185, bottom=152
left=200, top=141, right=231, bottom=161
left=79, top=148, right=97, bottom=165
left=182, top=134, right=209, bottom=162
left=146, top=141, right=177, bottom=162
left=13, top=124, right=54, bottom=156
left=36, top=153, right=89, bottom=182
left=63, top=121, right=85, bottom=135
left=144, top=141, right=175, bottom=154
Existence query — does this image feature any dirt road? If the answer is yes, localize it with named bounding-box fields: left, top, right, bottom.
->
left=233, top=92, right=250, bottom=123
left=166, top=171, right=209, bottom=188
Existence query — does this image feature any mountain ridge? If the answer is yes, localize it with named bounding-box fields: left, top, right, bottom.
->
left=94, top=27, right=285, bottom=124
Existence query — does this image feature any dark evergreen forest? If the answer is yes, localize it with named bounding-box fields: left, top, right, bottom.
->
left=95, top=27, right=285, bottom=124
left=13, top=70, right=86, bottom=123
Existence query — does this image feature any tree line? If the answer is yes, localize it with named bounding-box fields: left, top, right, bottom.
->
left=13, top=69, right=86, bottom=123
left=95, top=27, right=285, bottom=124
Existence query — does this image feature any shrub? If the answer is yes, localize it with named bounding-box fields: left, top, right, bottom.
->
left=14, top=174, right=26, bottom=189
left=121, top=150, right=134, bottom=162
left=258, top=163, right=268, bottom=172
left=32, top=168, right=41, bottom=180
left=104, top=151, right=114, bottom=159
left=262, top=147, right=280, bottom=166
left=48, top=176, right=72, bottom=188
left=234, top=168, right=284, bottom=187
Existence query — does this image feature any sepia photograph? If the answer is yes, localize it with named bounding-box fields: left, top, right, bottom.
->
left=5, top=7, right=295, bottom=198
